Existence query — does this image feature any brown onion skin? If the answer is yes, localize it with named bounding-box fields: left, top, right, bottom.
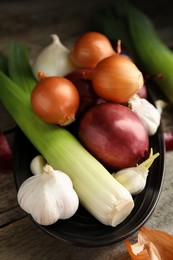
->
left=70, top=32, right=115, bottom=69
left=31, top=75, right=80, bottom=125
left=91, top=54, right=144, bottom=103
left=78, top=103, right=149, bottom=170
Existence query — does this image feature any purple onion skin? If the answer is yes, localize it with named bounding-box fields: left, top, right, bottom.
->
left=78, top=103, right=149, bottom=170
left=137, top=84, right=147, bottom=99
left=65, top=69, right=104, bottom=118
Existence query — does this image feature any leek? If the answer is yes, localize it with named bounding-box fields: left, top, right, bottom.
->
left=0, top=69, right=134, bottom=227
left=0, top=52, right=8, bottom=74
left=92, top=0, right=136, bottom=57
left=127, top=4, right=173, bottom=103
left=8, top=42, right=36, bottom=94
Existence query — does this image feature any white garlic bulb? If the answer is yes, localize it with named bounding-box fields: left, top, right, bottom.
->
left=17, top=164, right=79, bottom=225
left=32, top=34, right=76, bottom=80
left=129, top=95, right=161, bottom=136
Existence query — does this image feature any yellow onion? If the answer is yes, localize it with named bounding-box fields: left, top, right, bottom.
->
left=31, top=72, right=80, bottom=126
left=125, top=226, right=173, bottom=260
left=89, top=54, right=144, bottom=103
left=70, top=31, right=115, bottom=69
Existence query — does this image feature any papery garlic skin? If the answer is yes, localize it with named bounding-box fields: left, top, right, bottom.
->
left=32, top=34, right=76, bottom=80
left=113, top=166, right=148, bottom=196
left=17, top=165, right=79, bottom=225
left=129, top=95, right=161, bottom=136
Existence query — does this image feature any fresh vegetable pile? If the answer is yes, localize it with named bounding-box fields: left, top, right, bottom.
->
left=0, top=1, right=165, bottom=230
left=0, top=31, right=160, bottom=228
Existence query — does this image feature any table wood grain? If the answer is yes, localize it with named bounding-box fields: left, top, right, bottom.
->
left=0, top=1, right=173, bottom=259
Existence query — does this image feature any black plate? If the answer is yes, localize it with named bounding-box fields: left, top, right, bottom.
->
left=13, top=121, right=165, bottom=248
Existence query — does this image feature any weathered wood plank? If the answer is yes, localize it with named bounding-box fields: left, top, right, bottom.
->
left=0, top=217, right=130, bottom=260
left=0, top=170, right=18, bottom=213
left=0, top=206, right=26, bottom=228
left=0, top=103, right=16, bottom=132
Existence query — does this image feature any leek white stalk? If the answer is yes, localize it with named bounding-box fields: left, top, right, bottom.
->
left=0, top=70, right=134, bottom=227
left=32, top=34, right=76, bottom=80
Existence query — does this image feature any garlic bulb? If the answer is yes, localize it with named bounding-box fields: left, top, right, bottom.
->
left=129, top=95, right=161, bottom=136
left=30, top=155, right=46, bottom=175
left=112, top=149, right=159, bottom=195
left=32, top=34, right=76, bottom=80
left=17, top=164, right=79, bottom=225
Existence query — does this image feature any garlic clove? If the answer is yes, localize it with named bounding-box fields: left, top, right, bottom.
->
left=32, top=34, right=76, bottom=80
left=129, top=95, right=161, bottom=136
left=17, top=164, right=79, bottom=225
left=113, top=167, right=148, bottom=196
left=30, top=155, right=46, bottom=175
left=155, top=99, right=168, bottom=114
left=112, top=150, right=160, bottom=196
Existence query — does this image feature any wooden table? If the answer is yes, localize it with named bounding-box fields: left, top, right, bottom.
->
left=0, top=1, right=173, bottom=259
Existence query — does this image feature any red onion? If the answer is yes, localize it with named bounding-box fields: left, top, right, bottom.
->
left=0, top=131, right=13, bottom=170
left=164, top=132, right=173, bottom=151
left=78, top=103, right=149, bottom=170
left=137, top=84, right=147, bottom=99
left=65, top=69, right=105, bottom=117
